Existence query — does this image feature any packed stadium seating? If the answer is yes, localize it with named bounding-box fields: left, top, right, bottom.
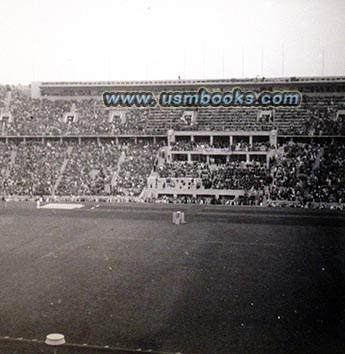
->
left=0, top=81, right=344, bottom=209
left=269, top=142, right=344, bottom=206
left=57, top=142, right=121, bottom=196
left=4, top=142, right=67, bottom=195
left=0, top=86, right=344, bottom=136
left=113, top=143, right=160, bottom=196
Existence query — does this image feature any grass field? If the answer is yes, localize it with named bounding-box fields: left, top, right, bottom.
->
left=0, top=202, right=344, bottom=354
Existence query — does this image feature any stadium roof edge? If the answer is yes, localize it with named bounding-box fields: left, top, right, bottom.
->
left=33, top=76, right=345, bottom=88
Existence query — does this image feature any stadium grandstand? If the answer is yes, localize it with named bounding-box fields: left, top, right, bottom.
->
left=0, top=76, right=344, bottom=209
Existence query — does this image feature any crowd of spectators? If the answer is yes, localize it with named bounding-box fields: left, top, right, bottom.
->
left=0, top=143, right=13, bottom=190
left=3, top=142, right=67, bottom=195
left=0, top=141, right=160, bottom=198
left=151, top=194, right=265, bottom=206
left=170, top=141, right=271, bottom=152
left=157, top=160, right=271, bottom=191
left=158, top=161, right=203, bottom=179
left=269, top=142, right=320, bottom=203
left=114, top=143, right=159, bottom=196
left=303, top=95, right=345, bottom=136
left=0, top=87, right=344, bottom=136
left=57, top=142, right=121, bottom=196
left=7, top=90, right=70, bottom=135
left=268, top=142, right=344, bottom=206
left=308, top=144, right=345, bottom=203
left=203, top=161, right=272, bottom=190
left=0, top=138, right=343, bottom=209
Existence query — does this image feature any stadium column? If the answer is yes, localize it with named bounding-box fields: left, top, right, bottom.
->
left=270, top=129, right=278, bottom=148
left=229, top=136, right=233, bottom=146
left=167, top=129, right=175, bottom=146
left=210, top=135, right=214, bottom=146
left=190, top=135, right=194, bottom=142
left=249, top=136, right=253, bottom=146
left=188, top=153, right=192, bottom=163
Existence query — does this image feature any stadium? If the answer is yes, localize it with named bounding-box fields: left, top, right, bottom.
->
left=0, top=76, right=345, bottom=207
left=0, top=76, right=344, bottom=354
left=1, top=0, right=345, bottom=353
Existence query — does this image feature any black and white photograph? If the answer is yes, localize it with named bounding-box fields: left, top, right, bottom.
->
left=0, top=0, right=344, bottom=353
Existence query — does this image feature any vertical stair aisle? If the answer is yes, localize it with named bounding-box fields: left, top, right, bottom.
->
left=51, top=146, right=74, bottom=196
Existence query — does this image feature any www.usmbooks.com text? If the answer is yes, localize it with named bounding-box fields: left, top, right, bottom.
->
left=103, top=88, right=302, bottom=108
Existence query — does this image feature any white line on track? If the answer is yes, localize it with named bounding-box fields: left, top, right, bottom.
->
left=118, top=237, right=154, bottom=241
left=0, top=336, right=178, bottom=354
left=231, top=241, right=279, bottom=246
left=40, top=252, right=57, bottom=258
left=188, top=240, right=224, bottom=244
left=107, top=237, right=278, bottom=247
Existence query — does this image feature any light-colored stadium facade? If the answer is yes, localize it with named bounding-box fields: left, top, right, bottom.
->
left=31, top=76, right=345, bottom=98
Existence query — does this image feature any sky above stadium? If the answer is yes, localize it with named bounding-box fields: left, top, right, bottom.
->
left=0, top=0, right=344, bottom=84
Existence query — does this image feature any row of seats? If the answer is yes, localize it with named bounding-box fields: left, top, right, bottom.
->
left=0, top=141, right=343, bottom=207
left=0, top=89, right=344, bottom=136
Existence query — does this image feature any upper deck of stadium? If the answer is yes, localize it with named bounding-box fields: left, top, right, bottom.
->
left=0, top=75, right=342, bottom=140
left=31, top=75, right=345, bottom=98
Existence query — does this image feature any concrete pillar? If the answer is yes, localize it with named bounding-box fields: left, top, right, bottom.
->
left=270, top=130, right=278, bottom=148
left=167, top=129, right=175, bottom=146
left=210, top=135, right=214, bottom=146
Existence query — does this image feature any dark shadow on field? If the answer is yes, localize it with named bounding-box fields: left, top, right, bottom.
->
left=132, top=228, right=345, bottom=354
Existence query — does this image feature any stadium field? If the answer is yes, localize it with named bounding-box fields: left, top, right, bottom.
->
left=0, top=202, right=344, bottom=354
